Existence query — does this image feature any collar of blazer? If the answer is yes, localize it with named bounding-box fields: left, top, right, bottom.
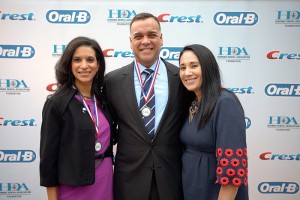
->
left=50, top=86, right=77, bottom=116
left=51, top=85, right=113, bottom=129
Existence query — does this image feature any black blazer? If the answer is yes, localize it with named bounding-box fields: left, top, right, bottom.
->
left=105, top=59, right=188, bottom=200
left=40, top=86, right=114, bottom=187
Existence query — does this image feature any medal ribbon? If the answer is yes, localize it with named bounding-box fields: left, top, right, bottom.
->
left=134, top=59, right=160, bottom=103
left=78, top=94, right=99, bottom=137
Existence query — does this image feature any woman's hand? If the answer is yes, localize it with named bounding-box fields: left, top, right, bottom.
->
left=218, top=184, right=238, bottom=200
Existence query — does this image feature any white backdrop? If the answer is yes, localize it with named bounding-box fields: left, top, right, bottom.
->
left=0, top=0, right=300, bottom=199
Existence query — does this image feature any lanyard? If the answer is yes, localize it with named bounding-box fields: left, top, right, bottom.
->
left=78, top=93, right=99, bottom=137
left=134, top=59, right=160, bottom=103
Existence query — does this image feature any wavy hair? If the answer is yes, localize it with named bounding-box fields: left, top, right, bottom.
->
left=54, top=36, right=105, bottom=102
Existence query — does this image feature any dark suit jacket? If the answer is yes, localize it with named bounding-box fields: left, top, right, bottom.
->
left=105, top=59, right=188, bottom=200
left=40, top=86, right=114, bottom=187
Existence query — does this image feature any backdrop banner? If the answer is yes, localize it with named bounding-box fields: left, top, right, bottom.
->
left=0, top=0, right=299, bottom=199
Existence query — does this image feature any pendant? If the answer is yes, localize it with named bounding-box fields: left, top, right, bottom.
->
left=141, top=106, right=151, bottom=117
left=188, top=98, right=200, bottom=123
left=95, top=140, right=102, bottom=152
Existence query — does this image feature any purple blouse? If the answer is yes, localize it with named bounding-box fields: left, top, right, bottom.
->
left=58, top=97, right=113, bottom=200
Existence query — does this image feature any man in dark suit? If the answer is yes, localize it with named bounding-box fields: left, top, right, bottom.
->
left=105, top=12, right=187, bottom=200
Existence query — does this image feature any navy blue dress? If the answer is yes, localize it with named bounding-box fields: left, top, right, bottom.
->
left=180, top=91, right=249, bottom=200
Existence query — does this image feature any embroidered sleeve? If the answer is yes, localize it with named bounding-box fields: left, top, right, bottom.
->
left=214, top=93, right=248, bottom=187
left=215, top=147, right=248, bottom=187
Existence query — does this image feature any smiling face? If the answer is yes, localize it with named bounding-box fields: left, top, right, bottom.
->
left=179, top=50, right=203, bottom=99
left=71, top=45, right=99, bottom=89
left=130, top=17, right=163, bottom=67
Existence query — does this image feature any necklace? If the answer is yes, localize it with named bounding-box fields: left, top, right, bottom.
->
left=189, top=98, right=199, bottom=123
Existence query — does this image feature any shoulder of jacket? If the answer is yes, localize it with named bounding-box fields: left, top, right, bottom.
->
left=106, top=63, right=133, bottom=79
left=49, top=87, right=77, bottom=115
left=161, top=58, right=179, bottom=74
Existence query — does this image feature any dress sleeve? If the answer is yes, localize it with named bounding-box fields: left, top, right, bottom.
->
left=39, top=97, right=62, bottom=187
left=214, top=95, right=248, bottom=187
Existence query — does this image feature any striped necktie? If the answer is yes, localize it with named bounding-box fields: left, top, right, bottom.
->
left=139, top=69, right=155, bottom=140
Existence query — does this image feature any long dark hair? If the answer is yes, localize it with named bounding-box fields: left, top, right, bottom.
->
left=54, top=36, right=106, bottom=102
left=179, top=44, right=222, bottom=128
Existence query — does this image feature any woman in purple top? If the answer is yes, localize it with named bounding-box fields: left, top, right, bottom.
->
left=40, top=36, right=115, bottom=200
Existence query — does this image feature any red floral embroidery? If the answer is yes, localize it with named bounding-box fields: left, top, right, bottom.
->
left=226, top=168, right=236, bottom=177
left=225, top=149, right=234, bottom=157
left=244, top=148, right=248, bottom=156
left=231, top=159, right=240, bottom=167
left=220, top=177, right=229, bottom=186
left=242, top=158, right=247, bottom=167
left=237, top=169, right=245, bottom=177
left=216, top=167, right=223, bottom=175
left=217, top=148, right=223, bottom=157
left=220, top=158, right=229, bottom=167
left=236, top=148, right=243, bottom=157
left=244, top=177, right=248, bottom=186
left=232, top=178, right=242, bottom=187
left=216, top=148, right=248, bottom=187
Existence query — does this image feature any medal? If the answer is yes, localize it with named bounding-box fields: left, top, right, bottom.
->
left=141, top=106, right=151, bottom=117
left=95, top=141, right=102, bottom=152
left=78, top=93, right=101, bottom=152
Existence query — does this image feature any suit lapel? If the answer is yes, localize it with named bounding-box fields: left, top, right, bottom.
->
left=155, top=61, right=180, bottom=135
left=121, top=61, right=181, bottom=141
left=121, top=63, right=149, bottom=138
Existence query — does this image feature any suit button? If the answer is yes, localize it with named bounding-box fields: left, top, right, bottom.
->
left=148, top=166, right=155, bottom=171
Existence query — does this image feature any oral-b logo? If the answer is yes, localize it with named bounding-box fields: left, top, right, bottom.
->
left=160, top=47, right=182, bottom=61
left=258, top=182, right=299, bottom=194
left=214, top=12, right=258, bottom=26
left=245, top=117, right=251, bottom=129
left=265, top=84, right=300, bottom=97
left=46, top=10, right=91, bottom=24
left=0, top=150, right=36, bottom=162
left=0, top=45, right=35, bottom=58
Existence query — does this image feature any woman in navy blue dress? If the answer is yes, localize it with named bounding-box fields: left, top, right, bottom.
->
left=179, top=44, right=249, bottom=200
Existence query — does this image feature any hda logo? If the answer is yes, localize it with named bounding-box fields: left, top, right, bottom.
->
left=107, top=9, right=136, bottom=25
